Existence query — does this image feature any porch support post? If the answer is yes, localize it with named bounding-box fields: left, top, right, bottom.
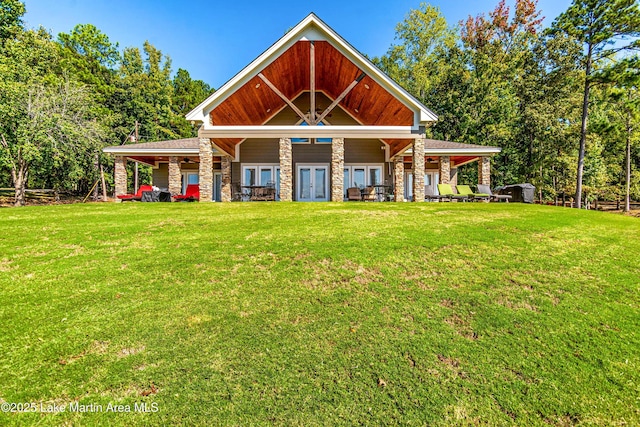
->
left=394, top=157, right=404, bottom=202
left=331, top=137, right=344, bottom=202
left=412, top=138, right=425, bottom=202
left=279, top=137, right=292, bottom=201
left=199, top=138, right=213, bottom=202
left=220, top=155, right=232, bottom=202
left=168, top=156, right=182, bottom=196
left=114, top=155, right=127, bottom=202
left=439, top=156, right=451, bottom=184
left=478, top=156, right=491, bottom=186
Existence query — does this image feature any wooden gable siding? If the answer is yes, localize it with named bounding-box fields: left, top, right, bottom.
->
left=210, top=42, right=310, bottom=127
left=315, top=42, right=414, bottom=127
left=340, top=75, right=414, bottom=126
left=261, top=41, right=310, bottom=100
left=210, top=75, right=285, bottom=126
left=209, top=40, right=416, bottom=147
left=315, top=41, right=362, bottom=102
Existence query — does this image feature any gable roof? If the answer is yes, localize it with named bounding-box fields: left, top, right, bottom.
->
left=186, top=13, right=438, bottom=128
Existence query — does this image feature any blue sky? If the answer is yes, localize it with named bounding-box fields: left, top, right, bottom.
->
left=23, top=0, right=573, bottom=89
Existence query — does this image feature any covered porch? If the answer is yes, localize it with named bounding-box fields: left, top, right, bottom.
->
left=104, top=134, right=499, bottom=203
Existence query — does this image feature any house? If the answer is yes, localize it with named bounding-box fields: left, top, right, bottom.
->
left=104, top=13, right=500, bottom=202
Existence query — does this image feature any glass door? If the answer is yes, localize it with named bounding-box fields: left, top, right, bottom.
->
left=297, top=165, right=329, bottom=201
left=424, top=172, right=439, bottom=197
left=404, top=170, right=414, bottom=201
left=213, top=173, right=222, bottom=202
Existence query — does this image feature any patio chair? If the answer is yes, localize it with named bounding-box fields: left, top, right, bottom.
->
left=425, top=189, right=448, bottom=202
left=362, top=186, right=376, bottom=201
left=456, top=184, right=490, bottom=202
left=437, top=184, right=469, bottom=202
left=477, top=184, right=512, bottom=202
left=231, top=183, right=245, bottom=202
left=347, top=187, right=362, bottom=201
left=117, top=184, right=153, bottom=201
left=173, top=184, right=200, bottom=202
left=251, top=187, right=276, bottom=201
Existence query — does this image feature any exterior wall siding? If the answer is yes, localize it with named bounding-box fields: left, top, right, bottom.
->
left=344, top=139, right=384, bottom=163
left=153, top=164, right=169, bottom=189
left=239, top=139, right=279, bottom=163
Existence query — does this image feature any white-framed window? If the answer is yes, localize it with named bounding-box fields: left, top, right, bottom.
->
left=291, top=121, right=332, bottom=144
left=242, top=164, right=280, bottom=200
left=343, top=164, right=384, bottom=197
left=181, top=171, right=199, bottom=194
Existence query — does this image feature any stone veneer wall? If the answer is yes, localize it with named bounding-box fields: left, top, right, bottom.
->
left=168, top=156, right=181, bottom=196
left=478, top=156, right=491, bottom=186
left=279, top=138, right=292, bottom=202
left=199, top=138, right=213, bottom=202
left=331, top=138, right=344, bottom=202
left=412, top=139, right=425, bottom=202
left=220, top=155, right=232, bottom=202
left=114, top=155, right=127, bottom=201
left=439, top=156, right=451, bottom=184
left=394, top=157, right=404, bottom=202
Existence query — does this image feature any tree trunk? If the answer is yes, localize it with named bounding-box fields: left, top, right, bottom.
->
left=11, top=162, right=27, bottom=207
left=575, top=44, right=593, bottom=209
left=93, top=153, right=100, bottom=200
left=625, top=126, right=631, bottom=213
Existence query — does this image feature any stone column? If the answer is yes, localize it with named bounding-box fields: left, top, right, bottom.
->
left=199, top=138, right=213, bottom=202
left=394, top=157, right=404, bottom=202
left=114, top=155, right=127, bottom=202
left=412, top=139, right=425, bottom=202
left=279, top=137, right=292, bottom=202
left=331, top=138, right=344, bottom=202
left=168, top=156, right=182, bottom=196
left=478, top=156, right=491, bottom=186
left=439, top=156, right=451, bottom=184
left=220, top=155, right=232, bottom=202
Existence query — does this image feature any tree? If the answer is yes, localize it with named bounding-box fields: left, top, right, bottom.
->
left=596, top=57, right=640, bottom=211
left=0, top=28, right=104, bottom=205
left=0, top=0, right=25, bottom=44
left=58, top=24, right=119, bottom=102
left=171, top=68, right=213, bottom=137
left=58, top=24, right=120, bottom=197
left=550, top=0, right=640, bottom=207
left=458, top=0, right=545, bottom=186
left=373, top=3, right=457, bottom=98
left=111, top=42, right=178, bottom=142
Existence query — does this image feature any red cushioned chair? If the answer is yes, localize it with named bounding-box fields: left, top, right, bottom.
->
left=173, top=184, right=200, bottom=202
left=117, top=184, right=153, bottom=201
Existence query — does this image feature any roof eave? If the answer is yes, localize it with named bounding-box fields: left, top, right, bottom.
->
left=103, top=147, right=201, bottom=156
left=399, top=147, right=502, bottom=156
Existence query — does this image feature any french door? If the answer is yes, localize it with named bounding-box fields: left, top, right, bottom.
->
left=213, top=172, right=222, bottom=202
left=297, top=164, right=329, bottom=201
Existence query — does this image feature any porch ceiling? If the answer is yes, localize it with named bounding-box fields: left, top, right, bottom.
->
left=208, top=40, right=416, bottom=155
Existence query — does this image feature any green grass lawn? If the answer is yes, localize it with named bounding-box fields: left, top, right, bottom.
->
left=0, top=202, right=638, bottom=426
